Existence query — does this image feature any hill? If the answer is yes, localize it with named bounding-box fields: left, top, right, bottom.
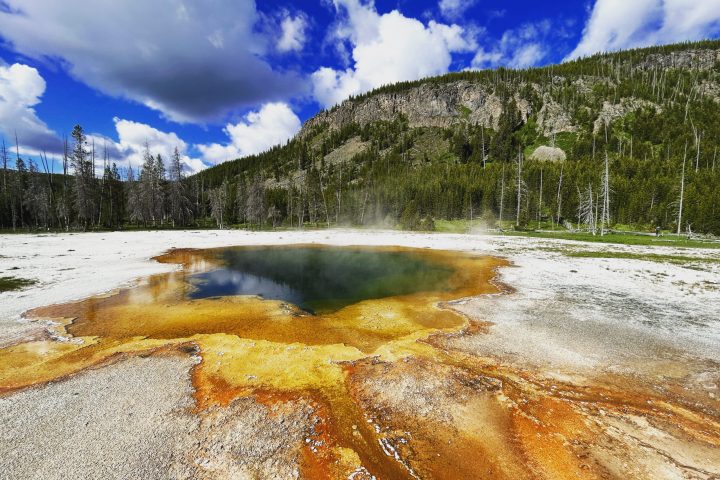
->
left=194, top=40, right=720, bottom=234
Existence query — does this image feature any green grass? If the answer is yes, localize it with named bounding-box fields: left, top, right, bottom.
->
left=499, top=230, right=720, bottom=249
left=434, top=219, right=474, bottom=233
left=0, top=276, right=36, bottom=293
left=457, top=104, right=472, bottom=119
left=433, top=218, right=720, bottom=249
left=565, top=251, right=720, bottom=264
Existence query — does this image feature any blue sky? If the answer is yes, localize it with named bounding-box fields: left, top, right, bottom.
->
left=1, top=0, right=719, bottom=173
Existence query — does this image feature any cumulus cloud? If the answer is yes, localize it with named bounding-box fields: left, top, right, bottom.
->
left=312, top=0, right=475, bottom=108
left=438, top=0, right=477, bottom=20
left=82, top=120, right=205, bottom=175
left=0, top=62, right=61, bottom=154
left=472, top=20, right=553, bottom=69
left=277, top=13, right=309, bottom=52
left=568, top=0, right=720, bottom=59
left=0, top=61, right=205, bottom=171
left=197, top=102, right=301, bottom=165
left=108, top=118, right=205, bottom=174
left=0, top=0, right=306, bottom=123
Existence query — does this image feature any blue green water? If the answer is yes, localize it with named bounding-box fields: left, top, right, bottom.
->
left=187, top=246, right=454, bottom=314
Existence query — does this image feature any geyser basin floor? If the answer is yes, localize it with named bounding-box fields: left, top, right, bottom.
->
left=0, top=231, right=719, bottom=479
left=0, top=245, right=506, bottom=478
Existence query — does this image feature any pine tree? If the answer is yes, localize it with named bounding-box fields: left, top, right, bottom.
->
left=70, top=125, right=95, bottom=230
left=168, top=148, right=191, bottom=227
left=138, top=146, right=157, bottom=226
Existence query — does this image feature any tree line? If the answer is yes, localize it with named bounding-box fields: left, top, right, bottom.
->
left=0, top=125, right=195, bottom=231
left=2, top=108, right=718, bottom=234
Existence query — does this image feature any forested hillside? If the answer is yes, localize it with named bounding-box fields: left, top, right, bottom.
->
left=2, top=40, right=720, bottom=234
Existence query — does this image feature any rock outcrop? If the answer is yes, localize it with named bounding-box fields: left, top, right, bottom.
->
left=593, top=98, right=661, bottom=134
left=536, top=94, right=576, bottom=136
left=301, top=81, right=527, bottom=136
left=634, top=49, right=720, bottom=71
left=530, top=146, right=567, bottom=162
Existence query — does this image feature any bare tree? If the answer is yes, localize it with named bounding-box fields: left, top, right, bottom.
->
left=209, top=181, right=228, bottom=229
left=577, top=184, right=596, bottom=235
left=1, top=139, right=8, bottom=225
left=359, top=182, right=371, bottom=225
left=137, top=146, right=166, bottom=226
left=245, top=176, right=265, bottom=228
left=555, top=164, right=564, bottom=225
left=515, top=147, right=525, bottom=227
left=267, top=205, right=281, bottom=227
left=1, top=139, right=7, bottom=197
left=690, top=118, right=702, bottom=172
left=537, top=167, right=543, bottom=223
left=600, top=152, right=611, bottom=235
left=481, top=127, right=486, bottom=169
left=335, top=159, right=343, bottom=224
left=293, top=175, right=305, bottom=228
left=676, top=142, right=688, bottom=235
left=126, top=165, right=143, bottom=225
left=154, top=154, right=166, bottom=223
left=498, top=163, right=506, bottom=223
left=317, top=167, right=331, bottom=227
left=138, top=146, right=155, bottom=225
left=236, top=180, right=247, bottom=224
left=24, top=159, right=51, bottom=229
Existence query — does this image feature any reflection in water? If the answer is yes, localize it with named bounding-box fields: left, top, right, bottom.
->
left=188, top=247, right=454, bottom=313
left=190, top=270, right=305, bottom=308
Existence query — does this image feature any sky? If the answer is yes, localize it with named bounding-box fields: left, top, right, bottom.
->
left=1, top=0, right=720, bottom=174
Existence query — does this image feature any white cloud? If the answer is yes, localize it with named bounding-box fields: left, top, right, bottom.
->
left=312, top=0, right=475, bottom=108
left=0, top=0, right=305, bottom=123
left=277, top=13, right=308, bottom=52
left=86, top=119, right=206, bottom=175
left=197, top=102, right=301, bottom=165
left=0, top=61, right=205, bottom=171
left=472, top=21, right=552, bottom=69
left=438, top=0, right=477, bottom=20
left=509, top=43, right=546, bottom=68
left=114, top=118, right=206, bottom=173
left=568, top=0, right=720, bottom=60
left=0, top=63, right=61, bottom=154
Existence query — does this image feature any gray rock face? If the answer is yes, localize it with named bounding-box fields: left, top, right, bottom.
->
left=572, top=76, right=611, bottom=96
left=634, top=49, right=720, bottom=71
left=593, top=98, right=662, bottom=134
left=537, top=94, right=576, bottom=136
left=699, top=80, right=720, bottom=103
left=301, top=81, right=511, bottom=136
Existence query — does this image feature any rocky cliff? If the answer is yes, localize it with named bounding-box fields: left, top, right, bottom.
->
left=300, top=46, right=720, bottom=141
left=302, top=81, right=509, bottom=134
